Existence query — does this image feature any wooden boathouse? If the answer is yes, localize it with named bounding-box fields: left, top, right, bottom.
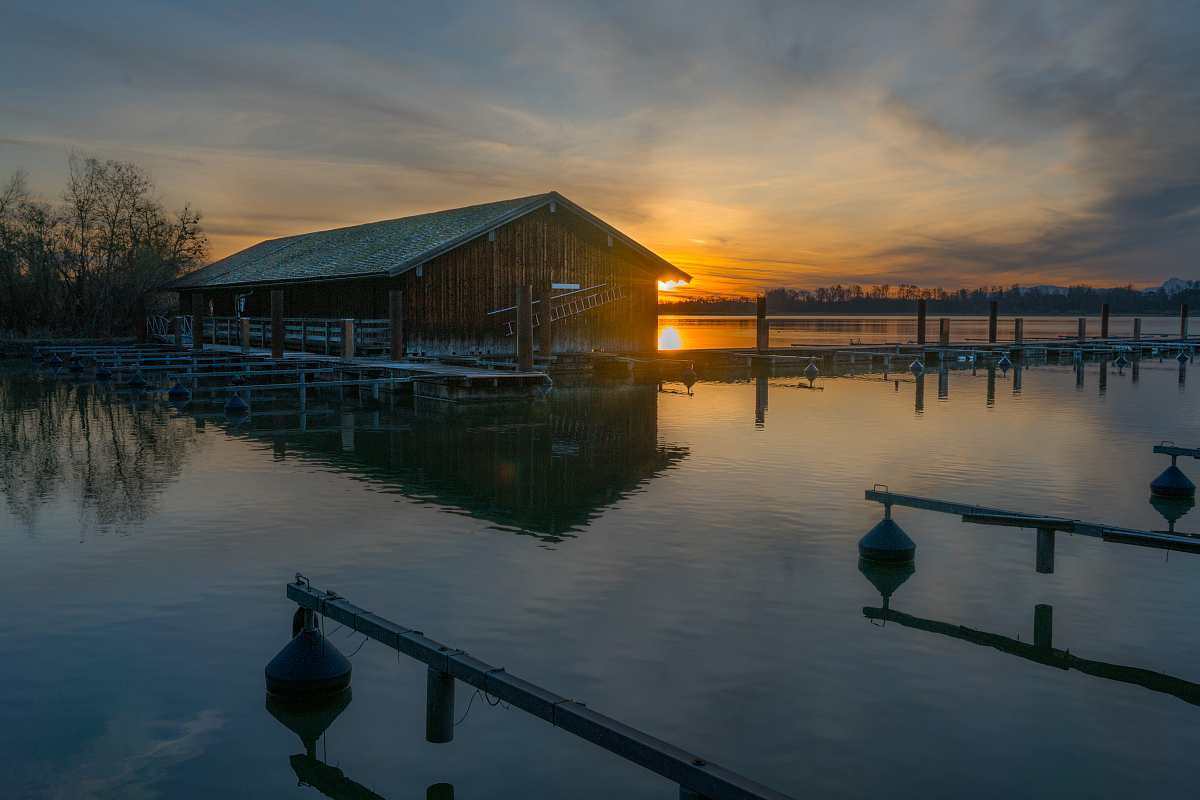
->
left=171, top=192, right=691, bottom=357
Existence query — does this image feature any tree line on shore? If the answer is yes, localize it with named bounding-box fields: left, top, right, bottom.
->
left=0, top=156, right=208, bottom=337
left=661, top=283, right=1200, bottom=315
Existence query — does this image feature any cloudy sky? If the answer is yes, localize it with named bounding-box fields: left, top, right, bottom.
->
left=1, top=0, right=1197, bottom=295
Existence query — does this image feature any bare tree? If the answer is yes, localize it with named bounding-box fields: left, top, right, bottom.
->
left=0, top=155, right=208, bottom=336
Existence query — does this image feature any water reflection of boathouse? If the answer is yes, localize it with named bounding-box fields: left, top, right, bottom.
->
left=239, top=386, right=687, bottom=540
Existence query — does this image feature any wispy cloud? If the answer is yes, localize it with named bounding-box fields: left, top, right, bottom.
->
left=1, top=0, right=1196, bottom=293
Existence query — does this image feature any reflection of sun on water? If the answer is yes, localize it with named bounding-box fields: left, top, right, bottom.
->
left=658, top=326, right=684, bottom=350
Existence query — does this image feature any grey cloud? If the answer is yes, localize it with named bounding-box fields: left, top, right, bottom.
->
left=1, top=0, right=1197, bottom=286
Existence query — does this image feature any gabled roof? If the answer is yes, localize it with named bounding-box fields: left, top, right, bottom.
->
left=171, top=191, right=691, bottom=289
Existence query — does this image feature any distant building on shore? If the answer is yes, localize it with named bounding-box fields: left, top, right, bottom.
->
left=171, top=192, right=690, bottom=355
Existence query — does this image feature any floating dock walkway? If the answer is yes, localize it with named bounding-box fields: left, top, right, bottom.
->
left=278, top=578, right=795, bottom=800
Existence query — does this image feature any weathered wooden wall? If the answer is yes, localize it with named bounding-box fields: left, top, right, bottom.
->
left=181, top=204, right=664, bottom=355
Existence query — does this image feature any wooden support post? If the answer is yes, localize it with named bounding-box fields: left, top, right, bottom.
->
left=756, top=295, right=769, bottom=352
left=1013, top=318, right=1023, bottom=345
left=341, top=319, right=355, bottom=362
left=426, top=666, right=455, bottom=744
left=389, top=290, right=405, bottom=360
left=537, top=282, right=553, bottom=357
left=1034, top=604, right=1053, bottom=649
left=174, top=316, right=183, bottom=348
left=916, top=298, right=926, bottom=345
left=988, top=301, right=997, bottom=344
left=300, top=320, right=307, bottom=354
left=134, top=296, right=147, bottom=344
left=191, top=294, right=204, bottom=351
left=938, top=365, right=948, bottom=398
left=325, top=321, right=331, bottom=356
left=240, top=318, right=251, bottom=354
left=1037, top=529, right=1055, bottom=574
left=938, top=318, right=950, bottom=347
left=1101, top=303, right=1110, bottom=339
left=1134, top=318, right=1142, bottom=340
left=1077, top=317, right=1086, bottom=343
left=516, top=285, right=534, bottom=372
left=271, top=290, right=284, bottom=359
left=1182, top=304, right=1190, bottom=340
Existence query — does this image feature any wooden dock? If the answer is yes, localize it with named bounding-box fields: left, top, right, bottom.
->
left=65, top=343, right=553, bottom=403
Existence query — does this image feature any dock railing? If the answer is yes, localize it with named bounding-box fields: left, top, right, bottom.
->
left=198, top=317, right=391, bottom=356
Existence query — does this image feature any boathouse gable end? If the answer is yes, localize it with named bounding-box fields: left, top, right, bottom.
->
left=172, top=192, right=689, bottom=354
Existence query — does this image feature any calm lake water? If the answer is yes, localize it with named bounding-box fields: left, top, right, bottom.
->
left=4, top=337, right=1200, bottom=798
left=657, top=314, right=1186, bottom=349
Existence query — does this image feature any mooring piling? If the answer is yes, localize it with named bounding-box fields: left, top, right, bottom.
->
left=192, top=294, right=204, bottom=352
left=988, top=301, right=998, bottom=344
left=1077, top=317, right=1086, bottom=343
left=1013, top=318, right=1023, bottom=345
left=426, top=666, right=456, bottom=744
left=1036, top=529, right=1055, bottom=574
left=756, top=295, right=769, bottom=352
left=390, top=290, right=405, bottom=360
left=917, top=299, right=927, bottom=345
left=1182, top=304, right=1190, bottom=341
left=1101, top=303, right=1110, bottom=339
left=341, top=319, right=355, bottom=362
left=516, top=285, right=534, bottom=373
left=939, top=318, right=950, bottom=347
left=276, top=579, right=795, bottom=800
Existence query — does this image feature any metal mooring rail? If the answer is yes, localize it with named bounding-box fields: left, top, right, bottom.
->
left=287, top=580, right=795, bottom=800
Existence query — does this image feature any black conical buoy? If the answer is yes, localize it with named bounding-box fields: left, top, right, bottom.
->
left=858, top=511, right=916, bottom=562
left=681, top=363, right=697, bottom=388
left=224, top=394, right=249, bottom=413
left=997, top=356, right=1012, bottom=369
left=909, top=359, right=924, bottom=374
left=95, top=366, right=112, bottom=379
left=68, top=358, right=84, bottom=372
left=1178, top=352, right=1190, bottom=363
left=1115, top=355, right=1130, bottom=367
left=30, top=350, right=44, bottom=361
left=167, top=381, right=190, bottom=400
left=47, top=353, right=63, bottom=366
left=804, top=359, right=820, bottom=380
left=266, top=629, right=353, bottom=697
left=231, top=374, right=246, bottom=386
left=127, top=372, right=147, bottom=387
left=1151, top=463, right=1196, bottom=498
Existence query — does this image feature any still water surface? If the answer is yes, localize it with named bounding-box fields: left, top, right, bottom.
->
left=3, top=347, right=1200, bottom=799
left=658, top=314, right=1186, bottom=349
